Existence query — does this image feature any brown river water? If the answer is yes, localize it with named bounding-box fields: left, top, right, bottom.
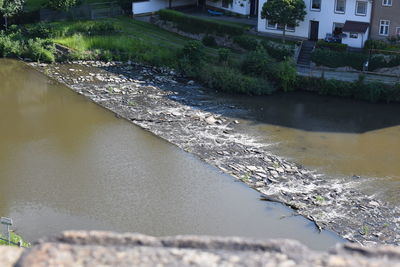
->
left=0, top=60, right=342, bottom=250
left=216, top=92, right=400, bottom=205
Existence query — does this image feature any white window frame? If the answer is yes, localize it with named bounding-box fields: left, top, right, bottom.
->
left=310, top=0, right=321, bottom=11
left=221, top=0, right=230, bottom=8
left=335, top=0, right=346, bottom=13
left=382, top=0, right=392, bottom=6
left=355, top=1, right=367, bottom=16
left=379, top=20, right=390, bottom=36
left=349, top=33, right=359, bottom=38
left=265, top=20, right=295, bottom=32
left=285, top=25, right=295, bottom=32
left=266, top=20, right=277, bottom=29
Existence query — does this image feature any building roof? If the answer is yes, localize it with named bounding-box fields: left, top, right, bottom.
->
left=342, top=21, right=370, bottom=33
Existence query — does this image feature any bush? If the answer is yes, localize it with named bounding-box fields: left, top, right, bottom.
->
left=233, top=35, right=294, bottom=60
left=241, top=46, right=274, bottom=77
left=158, top=9, right=244, bottom=36
left=369, top=54, right=400, bottom=70
left=202, top=35, right=217, bottom=47
left=181, top=40, right=205, bottom=64
left=199, top=64, right=276, bottom=95
left=273, top=60, right=297, bottom=92
left=295, top=76, right=400, bottom=103
left=261, top=40, right=294, bottom=60
left=25, top=22, right=54, bottom=38
left=233, top=35, right=259, bottom=50
left=311, top=48, right=367, bottom=70
left=364, top=39, right=389, bottom=50
left=218, top=48, right=230, bottom=64
left=24, top=39, right=56, bottom=63
left=316, top=40, right=348, bottom=52
left=0, top=35, right=22, bottom=57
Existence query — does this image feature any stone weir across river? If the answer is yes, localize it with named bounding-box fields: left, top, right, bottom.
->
left=30, top=60, right=400, bottom=246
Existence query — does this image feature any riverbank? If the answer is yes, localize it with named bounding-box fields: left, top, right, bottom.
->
left=29, top=59, right=400, bottom=246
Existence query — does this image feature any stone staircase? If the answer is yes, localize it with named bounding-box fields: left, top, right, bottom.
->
left=297, top=41, right=316, bottom=67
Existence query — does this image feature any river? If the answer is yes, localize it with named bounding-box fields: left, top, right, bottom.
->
left=213, top=92, right=400, bottom=205
left=0, top=59, right=343, bottom=250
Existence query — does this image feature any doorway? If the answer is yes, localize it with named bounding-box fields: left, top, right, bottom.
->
left=250, top=0, right=258, bottom=16
left=309, top=21, right=319, bottom=41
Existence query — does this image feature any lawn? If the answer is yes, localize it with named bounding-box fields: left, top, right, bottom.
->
left=51, top=17, right=244, bottom=65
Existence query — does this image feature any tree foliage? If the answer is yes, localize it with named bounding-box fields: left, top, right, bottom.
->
left=0, top=0, right=25, bottom=28
left=47, top=0, right=77, bottom=11
left=261, top=0, right=306, bottom=42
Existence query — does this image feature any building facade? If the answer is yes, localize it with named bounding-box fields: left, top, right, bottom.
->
left=257, top=0, right=373, bottom=48
left=370, top=0, right=400, bottom=40
left=206, top=0, right=258, bottom=16
left=132, top=0, right=196, bottom=15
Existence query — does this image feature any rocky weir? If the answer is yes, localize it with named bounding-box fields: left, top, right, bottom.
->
left=4, top=231, right=400, bottom=266
left=30, top=60, right=400, bottom=246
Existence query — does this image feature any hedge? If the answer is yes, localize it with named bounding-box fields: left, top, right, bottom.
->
left=233, top=35, right=294, bottom=60
left=316, top=40, right=348, bottom=52
left=295, top=76, right=400, bottom=103
left=158, top=9, right=244, bottom=36
left=311, top=48, right=367, bottom=70
left=311, top=48, right=400, bottom=71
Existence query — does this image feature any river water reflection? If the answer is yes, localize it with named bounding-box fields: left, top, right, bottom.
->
left=0, top=60, right=342, bottom=249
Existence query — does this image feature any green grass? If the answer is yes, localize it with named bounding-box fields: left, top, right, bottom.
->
left=51, top=17, right=244, bottom=65
left=0, top=232, right=30, bottom=248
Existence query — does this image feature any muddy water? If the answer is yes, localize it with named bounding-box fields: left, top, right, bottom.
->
left=0, top=60, right=342, bottom=249
left=219, top=92, right=400, bottom=205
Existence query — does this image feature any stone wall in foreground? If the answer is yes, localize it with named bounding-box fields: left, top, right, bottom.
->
left=1, top=231, right=400, bottom=266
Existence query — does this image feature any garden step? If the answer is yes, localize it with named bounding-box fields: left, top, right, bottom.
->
left=297, top=41, right=315, bottom=66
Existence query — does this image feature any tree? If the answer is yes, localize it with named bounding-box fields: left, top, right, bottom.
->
left=0, top=0, right=25, bottom=29
left=261, top=0, right=306, bottom=43
left=47, top=0, right=77, bottom=11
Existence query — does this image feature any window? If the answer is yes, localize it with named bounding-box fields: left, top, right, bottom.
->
left=222, top=0, right=230, bottom=8
left=396, top=27, right=400, bottom=37
left=356, top=1, right=367, bottom=15
left=335, top=0, right=346, bottom=13
left=350, top=33, right=358, bottom=38
left=311, top=0, right=321, bottom=10
left=379, top=20, right=390, bottom=36
left=382, top=0, right=392, bottom=6
left=286, top=25, right=295, bottom=32
left=277, top=23, right=285, bottom=30
left=333, top=22, right=344, bottom=35
left=266, top=20, right=277, bottom=29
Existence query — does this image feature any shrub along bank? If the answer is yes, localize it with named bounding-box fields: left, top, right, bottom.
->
left=296, top=75, right=400, bottom=103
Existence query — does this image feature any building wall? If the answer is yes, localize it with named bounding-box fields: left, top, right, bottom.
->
left=257, top=0, right=372, bottom=47
left=206, top=0, right=251, bottom=15
left=132, top=0, right=196, bottom=15
left=370, top=0, right=400, bottom=39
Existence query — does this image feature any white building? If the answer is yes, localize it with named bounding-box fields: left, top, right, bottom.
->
left=257, top=0, right=372, bottom=48
left=206, top=0, right=257, bottom=16
left=132, top=0, right=196, bottom=15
